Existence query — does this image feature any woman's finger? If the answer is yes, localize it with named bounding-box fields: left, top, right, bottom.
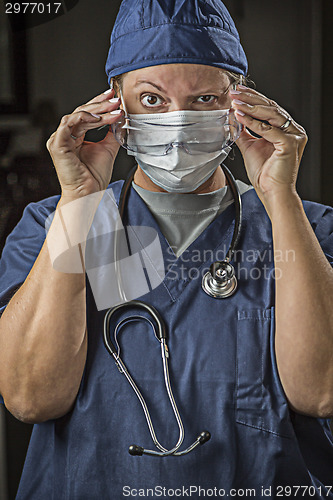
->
left=74, top=88, right=115, bottom=111
left=230, top=87, right=306, bottom=136
left=70, top=106, right=123, bottom=139
left=232, top=100, right=296, bottom=131
left=233, top=85, right=273, bottom=103
left=74, top=96, right=120, bottom=115
left=234, top=110, right=307, bottom=152
left=50, top=112, right=101, bottom=150
left=230, top=87, right=287, bottom=122
left=51, top=109, right=123, bottom=148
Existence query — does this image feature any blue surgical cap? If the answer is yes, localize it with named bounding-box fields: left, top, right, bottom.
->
left=105, top=0, right=248, bottom=83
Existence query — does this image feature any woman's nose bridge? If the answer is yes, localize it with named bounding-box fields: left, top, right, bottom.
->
left=167, top=96, right=191, bottom=112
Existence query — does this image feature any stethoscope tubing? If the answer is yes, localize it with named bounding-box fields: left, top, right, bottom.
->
left=220, top=164, right=242, bottom=263
left=104, top=301, right=186, bottom=456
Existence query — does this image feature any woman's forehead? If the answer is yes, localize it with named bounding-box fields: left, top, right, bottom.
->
left=123, top=64, right=231, bottom=91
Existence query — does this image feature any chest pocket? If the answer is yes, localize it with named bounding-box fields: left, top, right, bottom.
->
left=236, top=308, right=294, bottom=439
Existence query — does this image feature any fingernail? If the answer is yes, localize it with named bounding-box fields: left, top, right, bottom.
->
left=235, top=109, right=246, bottom=116
left=110, top=110, right=122, bottom=115
left=90, top=113, right=101, bottom=118
left=237, top=84, right=248, bottom=90
left=109, top=98, right=120, bottom=103
left=103, top=88, right=113, bottom=94
left=229, top=89, right=242, bottom=95
left=232, top=99, right=246, bottom=105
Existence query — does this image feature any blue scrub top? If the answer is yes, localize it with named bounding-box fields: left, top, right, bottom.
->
left=0, top=181, right=333, bottom=499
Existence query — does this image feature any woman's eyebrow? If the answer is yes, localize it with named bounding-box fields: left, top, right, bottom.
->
left=135, top=80, right=230, bottom=96
left=135, top=80, right=166, bottom=92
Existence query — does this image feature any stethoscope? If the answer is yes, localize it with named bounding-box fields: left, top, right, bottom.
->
left=103, top=163, right=242, bottom=457
left=104, top=300, right=211, bottom=456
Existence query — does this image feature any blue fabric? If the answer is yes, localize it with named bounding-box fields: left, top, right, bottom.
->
left=0, top=184, right=333, bottom=498
left=0, top=198, right=60, bottom=316
left=105, top=0, right=248, bottom=82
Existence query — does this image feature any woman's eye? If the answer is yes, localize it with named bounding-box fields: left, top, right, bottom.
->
left=141, top=94, right=164, bottom=107
left=197, top=95, right=217, bottom=103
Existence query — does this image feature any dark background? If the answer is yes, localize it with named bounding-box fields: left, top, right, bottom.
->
left=0, top=1, right=332, bottom=498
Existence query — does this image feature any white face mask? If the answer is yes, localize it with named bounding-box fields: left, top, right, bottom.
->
left=133, top=144, right=231, bottom=193
left=116, top=109, right=240, bottom=193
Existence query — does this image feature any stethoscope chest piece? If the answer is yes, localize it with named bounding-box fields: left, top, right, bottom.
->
left=202, top=260, right=237, bottom=298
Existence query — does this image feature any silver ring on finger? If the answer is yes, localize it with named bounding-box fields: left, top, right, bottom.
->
left=70, top=134, right=78, bottom=140
left=280, top=118, right=292, bottom=131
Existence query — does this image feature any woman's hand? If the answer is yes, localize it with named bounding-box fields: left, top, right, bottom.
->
left=47, top=89, right=123, bottom=200
left=229, top=85, right=307, bottom=213
left=230, top=87, right=333, bottom=418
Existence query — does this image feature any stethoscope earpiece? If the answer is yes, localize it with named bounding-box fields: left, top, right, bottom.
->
left=129, top=445, right=144, bottom=456
left=198, top=430, right=211, bottom=445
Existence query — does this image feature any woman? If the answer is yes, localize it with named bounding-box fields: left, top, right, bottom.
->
left=0, top=0, right=333, bottom=498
